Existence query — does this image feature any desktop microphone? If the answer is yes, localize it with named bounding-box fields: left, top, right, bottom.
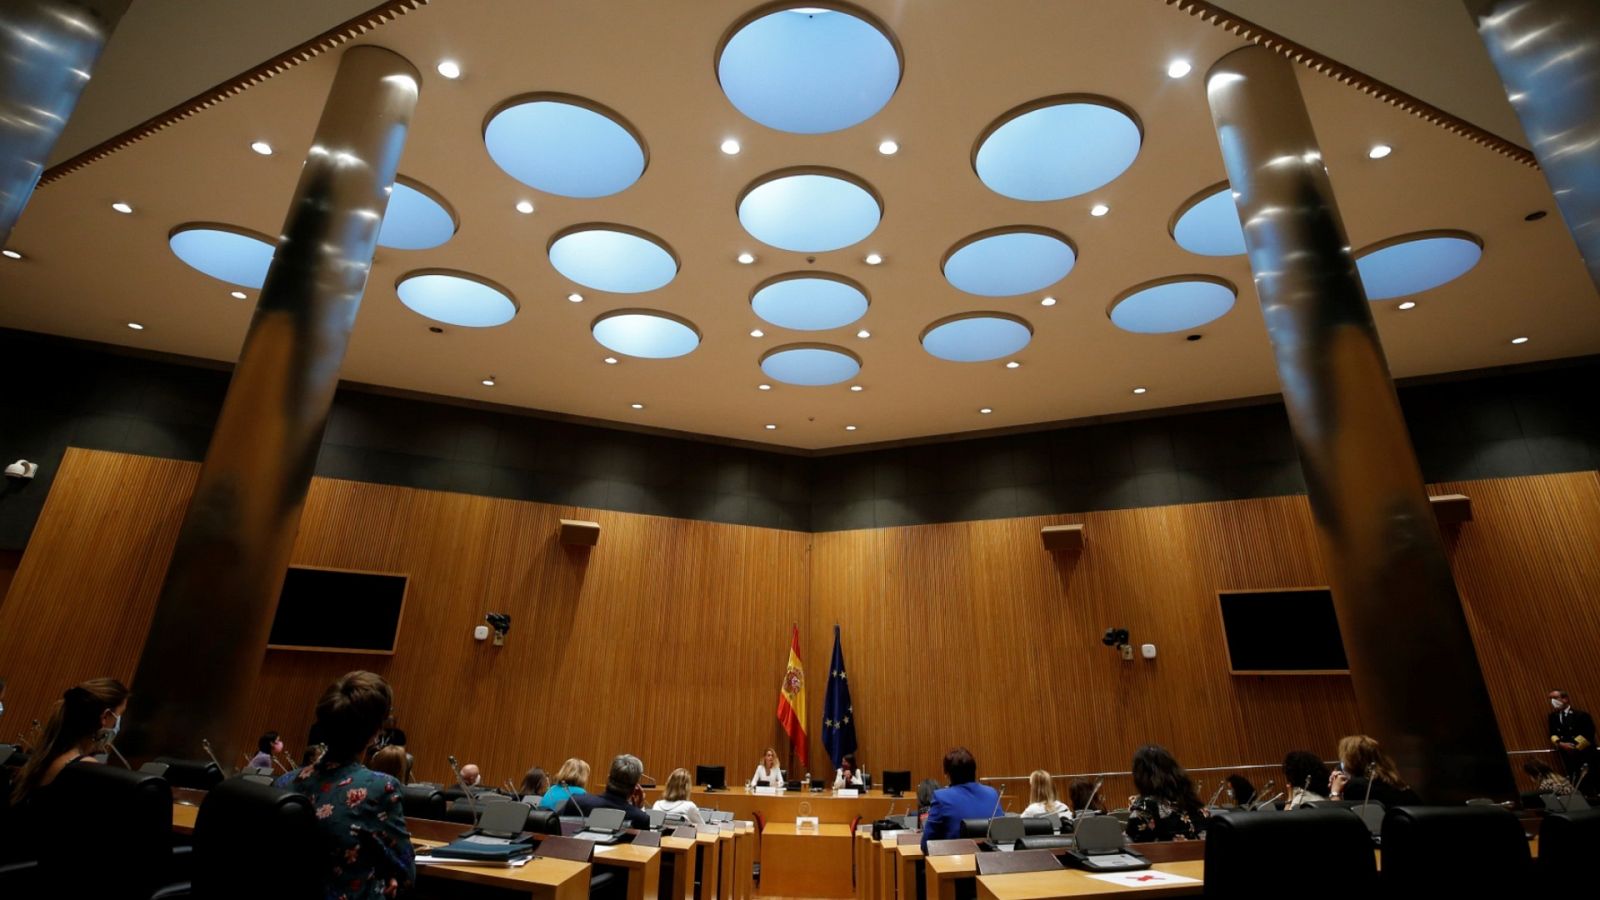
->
left=1573, top=763, right=1590, bottom=793
left=1206, top=780, right=1227, bottom=809
left=983, top=784, right=1007, bottom=847
left=201, top=738, right=224, bottom=773
left=447, top=754, right=483, bottom=832
left=97, top=728, right=131, bottom=768
left=1084, top=778, right=1104, bottom=815
left=1357, top=763, right=1378, bottom=822
left=1247, top=780, right=1275, bottom=810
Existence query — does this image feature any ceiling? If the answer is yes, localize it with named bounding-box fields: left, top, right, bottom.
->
left=2, top=0, right=1596, bottom=450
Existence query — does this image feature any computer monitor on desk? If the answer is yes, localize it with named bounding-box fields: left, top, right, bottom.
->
left=697, top=765, right=726, bottom=791
left=882, top=770, right=911, bottom=797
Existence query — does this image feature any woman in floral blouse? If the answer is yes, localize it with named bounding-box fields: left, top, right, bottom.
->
left=1125, top=744, right=1209, bottom=842
left=282, top=670, right=415, bottom=899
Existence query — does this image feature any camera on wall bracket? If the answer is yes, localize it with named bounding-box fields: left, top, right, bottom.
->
left=485, top=613, right=511, bottom=646
left=1102, top=627, right=1133, bottom=661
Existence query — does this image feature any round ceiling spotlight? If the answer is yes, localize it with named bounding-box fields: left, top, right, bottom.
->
left=921, top=312, right=1033, bottom=362
left=1171, top=182, right=1245, bottom=257
left=878, top=140, right=899, bottom=155
left=738, top=167, right=882, bottom=252
left=1356, top=230, right=1482, bottom=300
left=1368, top=144, right=1393, bottom=159
left=515, top=200, right=535, bottom=214
left=437, top=60, right=462, bottom=79
left=249, top=141, right=273, bottom=156
left=973, top=95, right=1142, bottom=201
left=1167, top=60, right=1192, bottom=78
left=942, top=227, right=1076, bottom=297
left=169, top=223, right=275, bottom=288
left=717, top=4, right=902, bottom=134
left=591, top=309, right=701, bottom=359
left=396, top=269, right=519, bottom=328
left=378, top=176, right=457, bottom=250
left=484, top=94, right=647, bottom=198
left=751, top=272, right=869, bottom=331
left=721, top=138, right=742, bottom=155
left=1109, top=276, right=1236, bottom=334
left=548, top=225, right=678, bottom=293
left=111, top=201, right=133, bottom=214
left=760, top=342, right=862, bottom=386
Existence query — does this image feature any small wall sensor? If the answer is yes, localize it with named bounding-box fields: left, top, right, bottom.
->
left=473, top=625, right=489, bottom=641
left=1141, top=643, right=1157, bottom=660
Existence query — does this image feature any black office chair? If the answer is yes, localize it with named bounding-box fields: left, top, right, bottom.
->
left=150, top=758, right=222, bottom=790
left=525, top=807, right=562, bottom=834
left=40, top=762, right=189, bottom=899
left=1380, top=805, right=1530, bottom=896
left=1536, top=807, right=1600, bottom=890
left=189, top=777, right=322, bottom=900
left=399, top=783, right=446, bottom=821
left=1203, top=808, right=1375, bottom=898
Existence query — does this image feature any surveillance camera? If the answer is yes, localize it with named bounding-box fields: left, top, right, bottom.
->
left=1101, top=627, right=1129, bottom=648
left=4, top=460, right=38, bottom=480
left=485, top=613, right=511, bottom=646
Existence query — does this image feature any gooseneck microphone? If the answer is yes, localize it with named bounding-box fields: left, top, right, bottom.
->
left=1247, top=779, right=1275, bottom=810
left=98, top=728, right=130, bottom=768
left=1084, top=778, right=1104, bottom=815
left=1574, top=763, right=1591, bottom=793
left=983, top=784, right=1007, bottom=846
left=447, top=754, right=483, bottom=833
left=201, top=738, right=224, bottom=773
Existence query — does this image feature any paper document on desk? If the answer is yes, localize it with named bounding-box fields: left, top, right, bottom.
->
left=416, top=854, right=533, bottom=868
left=1086, top=870, right=1200, bottom=888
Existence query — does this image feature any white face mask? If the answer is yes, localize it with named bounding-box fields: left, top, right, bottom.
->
left=1552, top=699, right=1566, bottom=710
left=109, top=712, right=121, bottom=738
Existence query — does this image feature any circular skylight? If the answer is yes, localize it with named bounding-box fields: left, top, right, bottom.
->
left=738, top=169, right=882, bottom=252
left=920, top=312, right=1033, bottom=362
left=484, top=94, right=646, bottom=198
left=717, top=6, right=901, bottom=134
left=378, top=177, right=456, bottom=250
left=396, top=270, right=518, bottom=328
left=548, top=226, right=678, bottom=293
left=760, top=343, right=862, bottom=386
left=1171, top=182, right=1245, bottom=256
left=751, top=273, right=869, bottom=331
left=974, top=96, right=1142, bottom=201
left=942, top=228, right=1076, bottom=296
left=1356, top=231, right=1483, bottom=300
left=1109, top=276, right=1236, bottom=334
left=592, top=309, right=701, bottom=359
left=169, top=224, right=275, bottom=288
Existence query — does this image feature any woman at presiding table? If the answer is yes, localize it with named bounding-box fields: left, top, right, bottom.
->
left=749, top=747, right=784, bottom=788
left=832, top=752, right=867, bottom=790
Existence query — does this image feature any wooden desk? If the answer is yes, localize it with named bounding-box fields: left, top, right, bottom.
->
left=733, top=822, right=754, bottom=900
left=894, top=841, right=923, bottom=900
left=763, top=823, right=855, bottom=897
left=593, top=840, right=661, bottom=900
left=855, top=828, right=875, bottom=900
left=926, top=851, right=973, bottom=900
left=716, top=830, right=736, bottom=899
left=661, top=835, right=697, bottom=900
left=694, top=831, right=720, bottom=900
left=172, top=801, right=198, bottom=835
left=977, top=861, right=1205, bottom=899
left=643, top=787, right=907, bottom=825
left=412, top=837, right=591, bottom=900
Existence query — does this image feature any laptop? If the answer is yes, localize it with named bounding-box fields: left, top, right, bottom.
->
left=461, top=801, right=533, bottom=845
left=573, top=807, right=628, bottom=843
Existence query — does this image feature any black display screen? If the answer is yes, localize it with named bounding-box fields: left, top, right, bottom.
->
left=1219, top=589, right=1348, bottom=673
left=267, top=567, right=407, bottom=653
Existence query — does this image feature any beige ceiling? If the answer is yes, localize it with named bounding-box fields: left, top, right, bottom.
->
left=3, top=0, right=1597, bottom=450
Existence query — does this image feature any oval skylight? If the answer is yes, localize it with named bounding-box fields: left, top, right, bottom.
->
left=738, top=169, right=881, bottom=252
left=760, top=343, right=862, bottom=386
left=484, top=95, right=646, bottom=198
left=592, top=309, right=700, bottom=359
left=942, top=228, right=1076, bottom=296
left=751, top=273, right=869, bottom=331
left=1109, top=277, right=1236, bottom=334
left=377, top=178, right=456, bottom=250
left=1171, top=183, right=1245, bottom=257
left=548, top=226, right=678, bottom=293
left=974, top=97, right=1142, bottom=201
left=717, top=6, right=901, bottom=134
left=169, top=224, right=275, bottom=288
left=396, top=270, right=518, bottom=328
left=920, top=313, right=1033, bottom=362
left=1356, top=231, right=1483, bottom=300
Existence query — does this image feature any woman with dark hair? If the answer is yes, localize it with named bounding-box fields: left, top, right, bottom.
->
left=833, top=752, right=865, bottom=790
left=1224, top=773, right=1256, bottom=808
left=248, top=731, right=282, bottom=770
left=520, top=766, right=550, bottom=802
left=1126, top=745, right=1208, bottom=842
left=9, top=677, right=129, bottom=807
left=1523, top=758, right=1575, bottom=797
left=1328, top=735, right=1421, bottom=807
left=369, top=744, right=408, bottom=782
left=1068, top=777, right=1106, bottom=817
left=1283, top=751, right=1331, bottom=808
left=921, top=747, right=1001, bottom=852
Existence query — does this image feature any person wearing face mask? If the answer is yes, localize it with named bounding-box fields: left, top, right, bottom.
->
left=1547, top=690, right=1595, bottom=781
left=248, top=731, right=284, bottom=770
left=8, top=677, right=129, bottom=808
left=1327, top=735, right=1421, bottom=807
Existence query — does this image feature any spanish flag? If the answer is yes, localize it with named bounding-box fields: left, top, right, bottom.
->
left=776, top=624, right=808, bottom=769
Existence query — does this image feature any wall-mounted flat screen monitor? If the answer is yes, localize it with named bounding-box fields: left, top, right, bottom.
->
left=267, top=566, right=408, bottom=654
left=1218, top=588, right=1348, bottom=674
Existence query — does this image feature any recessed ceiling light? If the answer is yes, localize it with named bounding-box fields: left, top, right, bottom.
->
left=1167, top=60, right=1192, bottom=78
left=126, top=322, right=144, bottom=330
left=737, top=251, right=756, bottom=264
left=1006, top=361, right=1020, bottom=369
left=1040, top=296, right=1057, bottom=307
left=631, top=402, right=645, bottom=409
left=1510, top=336, right=1529, bottom=344
left=758, top=383, right=772, bottom=391
left=845, top=425, right=858, bottom=431
left=1090, top=203, right=1110, bottom=217
left=765, top=423, right=777, bottom=430
left=857, top=329, right=871, bottom=339
left=1, top=249, right=21, bottom=259
left=864, top=252, right=883, bottom=265
left=249, top=141, right=273, bottom=156
left=604, top=356, right=619, bottom=364
left=1368, top=144, right=1393, bottom=159
left=849, top=385, right=863, bottom=392
left=567, top=293, right=584, bottom=303
left=111, top=202, right=133, bottom=214
left=1397, top=301, right=1416, bottom=310
left=979, top=407, right=993, bottom=414
left=721, top=138, right=741, bottom=155
left=515, top=200, right=535, bottom=214
left=436, top=60, right=461, bottom=79
left=878, top=139, right=899, bottom=155
left=750, top=328, right=764, bottom=338
left=481, top=377, right=496, bottom=386
left=230, top=290, right=247, bottom=300
left=1132, top=386, right=1148, bottom=394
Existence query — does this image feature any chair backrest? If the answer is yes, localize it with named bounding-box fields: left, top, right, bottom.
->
left=41, top=762, right=174, bottom=900
left=1536, top=807, right=1600, bottom=890
left=976, top=849, right=1062, bottom=875
left=1464, top=798, right=1498, bottom=806
left=958, top=817, right=989, bottom=838
left=1203, top=808, right=1375, bottom=898
left=399, top=784, right=445, bottom=821
left=1381, top=805, right=1530, bottom=894
left=988, top=815, right=1026, bottom=843
left=151, top=757, right=223, bottom=790
left=1073, top=814, right=1124, bottom=851
left=526, top=806, right=562, bottom=834
left=191, top=777, right=323, bottom=900
left=536, top=834, right=595, bottom=862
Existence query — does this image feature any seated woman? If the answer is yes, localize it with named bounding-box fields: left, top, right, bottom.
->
left=520, top=766, right=550, bottom=803
left=368, top=744, right=409, bottom=782
left=749, top=747, right=784, bottom=788
left=1283, top=751, right=1331, bottom=809
left=281, top=671, right=412, bottom=899
left=652, top=768, right=706, bottom=825
left=1068, top=777, right=1107, bottom=817
left=540, top=757, right=591, bottom=814
left=1225, top=773, right=1256, bottom=808
left=9, top=677, right=129, bottom=808
left=832, top=753, right=866, bottom=790
left=248, top=731, right=283, bottom=770
left=1021, top=769, right=1069, bottom=817
left=1522, top=759, right=1574, bottom=797
left=1328, top=735, right=1422, bottom=807
left=1125, top=745, right=1208, bottom=842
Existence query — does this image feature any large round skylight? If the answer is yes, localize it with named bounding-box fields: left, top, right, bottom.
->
left=169, top=224, right=275, bottom=288
left=920, top=313, right=1033, bottom=362
left=974, top=97, right=1142, bottom=201
left=717, top=6, right=901, bottom=134
left=592, top=309, right=700, bottom=359
left=396, top=270, right=518, bottom=328
left=1171, top=183, right=1245, bottom=257
left=484, top=94, right=646, bottom=198
left=942, top=228, right=1076, bottom=296
left=1356, top=231, right=1483, bottom=300
left=1109, top=277, right=1236, bottom=334
left=760, top=343, right=862, bottom=386
left=738, top=169, right=881, bottom=252
left=548, top=226, right=678, bottom=294
left=751, top=273, right=869, bottom=331
left=377, top=177, right=456, bottom=250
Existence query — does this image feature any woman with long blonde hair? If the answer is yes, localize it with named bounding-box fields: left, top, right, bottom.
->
left=750, top=747, right=784, bottom=788
left=1021, top=769, right=1069, bottom=818
left=652, top=767, right=705, bottom=825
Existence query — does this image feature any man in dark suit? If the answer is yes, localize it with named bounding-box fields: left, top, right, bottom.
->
left=922, top=746, right=1001, bottom=852
left=571, top=753, right=652, bottom=828
left=1548, top=690, right=1595, bottom=783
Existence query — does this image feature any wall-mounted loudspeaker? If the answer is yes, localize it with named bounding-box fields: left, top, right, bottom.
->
left=559, top=518, right=601, bottom=546
left=1428, top=493, right=1472, bottom=526
left=1040, top=523, right=1084, bottom=552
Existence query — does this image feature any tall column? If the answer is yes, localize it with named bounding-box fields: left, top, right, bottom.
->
left=1205, top=46, right=1513, bottom=803
left=121, top=46, right=420, bottom=763
left=0, top=0, right=130, bottom=246
left=1464, top=0, right=1600, bottom=293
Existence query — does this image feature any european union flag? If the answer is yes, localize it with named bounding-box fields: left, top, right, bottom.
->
left=822, top=624, right=857, bottom=769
